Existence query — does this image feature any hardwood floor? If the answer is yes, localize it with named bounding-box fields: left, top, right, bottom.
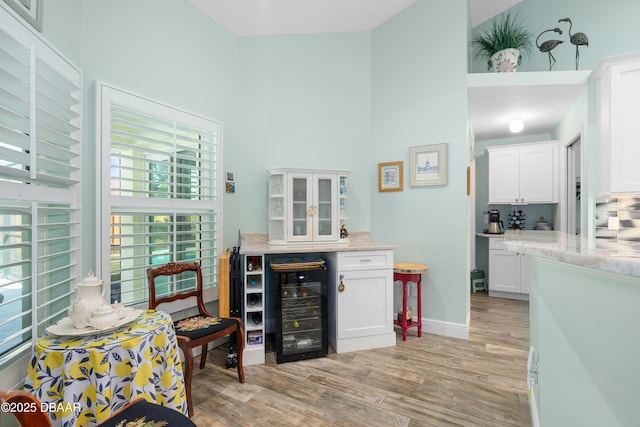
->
left=190, top=293, right=531, bottom=426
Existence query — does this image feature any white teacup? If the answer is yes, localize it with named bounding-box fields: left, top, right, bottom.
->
left=83, top=305, right=119, bottom=330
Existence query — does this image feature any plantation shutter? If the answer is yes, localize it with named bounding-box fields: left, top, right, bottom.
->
left=0, top=7, right=82, bottom=367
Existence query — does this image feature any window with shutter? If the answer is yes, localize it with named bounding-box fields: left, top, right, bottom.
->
left=0, top=7, right=82, bottom=367
left=98, top=84, right=222, bottom=307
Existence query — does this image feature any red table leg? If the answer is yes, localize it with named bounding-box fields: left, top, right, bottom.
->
left=394, top=271, right=423, bottom=341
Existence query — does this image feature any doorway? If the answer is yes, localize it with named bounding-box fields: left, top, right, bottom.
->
left=566, top=138, right=581, bottom=235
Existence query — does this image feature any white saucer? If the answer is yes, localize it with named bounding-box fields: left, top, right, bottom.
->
left=46, top=308, right=142, bottom=337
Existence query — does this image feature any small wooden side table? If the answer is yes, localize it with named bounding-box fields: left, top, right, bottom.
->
left=393, top=262, right=429, bottom=341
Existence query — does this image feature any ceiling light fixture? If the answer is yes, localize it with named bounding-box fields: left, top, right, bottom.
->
left=509, top=118, right=525, bottom=133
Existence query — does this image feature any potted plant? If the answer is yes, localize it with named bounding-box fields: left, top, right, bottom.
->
left=471, top=12, right=533, bottom=72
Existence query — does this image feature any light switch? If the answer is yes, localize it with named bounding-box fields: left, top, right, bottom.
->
left=608, top=216, right=620, bottom=230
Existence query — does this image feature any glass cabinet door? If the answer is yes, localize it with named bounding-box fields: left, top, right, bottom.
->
left=313, top=174, right=338, bottom=241
left=287, top=173, right=313, bottom=242
left=268, top=172, right=285, bottom=243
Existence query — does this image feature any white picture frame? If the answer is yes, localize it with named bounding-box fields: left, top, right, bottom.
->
left=3, top=0, right=42, bottom=32
left=409, top=143, right=448, bottom=187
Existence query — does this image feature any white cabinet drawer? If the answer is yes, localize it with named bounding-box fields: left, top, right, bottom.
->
left=337, top=250, right=393, bottom=270
left=489, top=237, right=505, bottom=250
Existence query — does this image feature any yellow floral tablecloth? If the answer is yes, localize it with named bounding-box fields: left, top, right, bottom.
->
left=24, top=309, right=187, bottom=427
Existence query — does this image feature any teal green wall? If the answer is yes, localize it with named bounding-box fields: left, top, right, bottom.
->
left=39, top=0, right=640, bottom=334
left=530, top=258, right=640, bottom=426
left=471, top=0, right=640, bottom=72
left=228, top=33, right=372, bottom=243
left=371, top=1, right=470, bottom=326
left=43, top=0, right=240, bottom=269
left=40, top=0, right=472, bottom=328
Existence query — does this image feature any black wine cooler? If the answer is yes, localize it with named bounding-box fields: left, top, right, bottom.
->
left=272, top=259, right=328, bottom=364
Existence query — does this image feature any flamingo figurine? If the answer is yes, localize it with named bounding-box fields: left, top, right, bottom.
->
left=559, top=17, right=589, bottom=70
left=536, top=28, right=563, bottom=71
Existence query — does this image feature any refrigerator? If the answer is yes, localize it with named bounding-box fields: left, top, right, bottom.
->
left=272, top=260, right=327, bottom=364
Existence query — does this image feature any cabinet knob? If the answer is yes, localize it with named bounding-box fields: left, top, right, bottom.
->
left=338, top=274, right=345, bottom=293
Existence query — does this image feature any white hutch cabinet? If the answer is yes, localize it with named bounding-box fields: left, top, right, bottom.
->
left=486, top=142, right=558, bottom=204
left=593, top=52, right=640, bottom=196
left=268, top=168, right=349, bottom=244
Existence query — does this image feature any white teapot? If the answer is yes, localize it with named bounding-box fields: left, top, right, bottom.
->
left=68, top=271, right=107, bottom=328
left=83, top=303, right=121, bottom=330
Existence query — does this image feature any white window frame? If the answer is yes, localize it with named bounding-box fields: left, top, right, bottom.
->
left=96, top=82, right=224, bottom=310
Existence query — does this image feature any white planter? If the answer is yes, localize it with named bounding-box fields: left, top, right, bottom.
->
left=490, top=48, right=520, bottom=72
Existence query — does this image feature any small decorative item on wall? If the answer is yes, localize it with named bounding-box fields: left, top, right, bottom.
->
left=3, top=0, right=42, bottom=31
left=409, top=143, right=448, bottom=187
left=225, top=171, right=235, bottom=193
left=378, top=161, right=403, bottom=192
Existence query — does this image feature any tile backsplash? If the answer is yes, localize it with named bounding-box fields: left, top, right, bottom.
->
left=595, top=195, right=640, bottom=243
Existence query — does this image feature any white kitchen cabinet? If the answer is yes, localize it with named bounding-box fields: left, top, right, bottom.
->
left=329, top=251, right=396, bottom=353
left=487, top=142, right=558, bottom=204
left=488, top=238, right=529, bottom=299
left=594, top=52, right=640, bottom=196
left=268, top=168, right=349, bottom=245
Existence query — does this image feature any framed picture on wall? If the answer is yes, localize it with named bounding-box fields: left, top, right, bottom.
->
left=409, top=143, right=448, bottom=187
left=3, top=0, right=42, bottom=31
left=378, top=161, right=403, bottom=192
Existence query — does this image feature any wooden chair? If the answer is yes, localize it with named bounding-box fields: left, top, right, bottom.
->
left=0, top=390, right=196, bottom=426
left=147, top=261, right=245, bottom=417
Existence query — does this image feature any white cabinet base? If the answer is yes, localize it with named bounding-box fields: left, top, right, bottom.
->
left=488, top=238, right=529, bottom=300
left=330, top=332, right=396, bottom=354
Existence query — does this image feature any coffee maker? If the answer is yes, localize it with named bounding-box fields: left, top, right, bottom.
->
left=488, top=209, right=504, bottom=234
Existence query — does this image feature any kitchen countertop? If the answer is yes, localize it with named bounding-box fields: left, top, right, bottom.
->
left=502, top=230, right=640, bottom=279
left=239, top=231, right=397, bottom=255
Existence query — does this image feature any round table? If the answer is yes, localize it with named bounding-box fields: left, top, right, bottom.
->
left=25, top=309, right=188, bottom=427
left=393, top=262, right=429, bottom=341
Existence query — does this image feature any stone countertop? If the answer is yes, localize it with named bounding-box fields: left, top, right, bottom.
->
left=239, top=231, right=397, bottom=255
left=502, top=230, right=640, bottom=278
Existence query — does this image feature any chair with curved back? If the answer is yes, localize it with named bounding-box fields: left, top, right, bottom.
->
left=147, top=261, right=245, bottom=417
left=0, top=390, right=196, bottom=426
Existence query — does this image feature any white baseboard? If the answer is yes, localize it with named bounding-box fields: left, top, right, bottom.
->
left=421, top=317, right=469, bottom=340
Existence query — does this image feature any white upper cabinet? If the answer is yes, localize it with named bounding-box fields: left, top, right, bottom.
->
left=594, top=52, right=640, bottom=196
left=487, top=142, right=558, bottom=204
left=268, top=168, right=349, bottom=244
